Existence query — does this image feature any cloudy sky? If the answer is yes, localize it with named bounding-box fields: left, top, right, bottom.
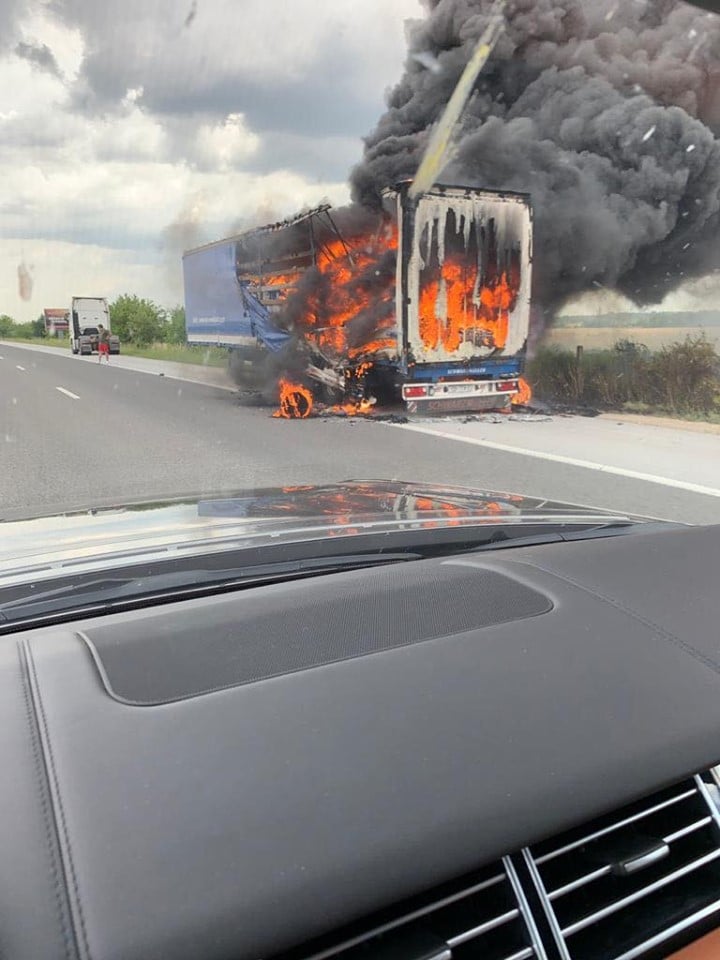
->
left=0, top=0, right=422, bottom=321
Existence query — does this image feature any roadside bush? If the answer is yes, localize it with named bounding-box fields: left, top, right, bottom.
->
left=109, top=294, right=166, bottom=346
left=645, top=337, right=719, bottom=415
left=0, top=315, right=17, bottom=336
left=0, top=314, right=48, bottom=340
left=577, top=349, right=628, bottom=408
left=526, top=347, right=582, bottom=402
left=3, top=321, right=37, bottom=339
left=526, top=335, right=720, bottom=416
left=108, top=296, right=187, bottom=346
left=165, top=306, right=187, bottom=345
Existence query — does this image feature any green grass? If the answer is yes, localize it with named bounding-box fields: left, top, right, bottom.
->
left=2, top=336, right=227, bottom=367
left=2, top=336, right=68, bottom=349
left=527, top=335, right=720, bottom=420
left=118, top=342, right=227, bottom=367
left=620, top=401, right=720, bottom=425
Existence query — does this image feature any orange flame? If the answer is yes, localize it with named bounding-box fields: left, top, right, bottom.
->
left=273, top=380, right=313, bottom=419
left=290, top=227, right=398, bottom=357
left=511, top=376, right=533, bottom=406
left=327, top=398, right=375, bottom=416
left=419, top=265, right=517, bottom=354
left=324, top=360, right=377, bottom=416
left=347, top=338, right=397, bottom=359
left=263, top=270, right=303, bottom=288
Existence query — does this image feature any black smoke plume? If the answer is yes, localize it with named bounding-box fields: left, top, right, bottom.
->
left=351, top=0, right=720, bottom=312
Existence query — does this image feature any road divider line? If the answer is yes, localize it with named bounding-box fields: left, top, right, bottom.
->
left=16, top=365, right=25, bottom=371
left=56, top=387, right=80, bottom=400
left=385, top=422, right=720, bottom=499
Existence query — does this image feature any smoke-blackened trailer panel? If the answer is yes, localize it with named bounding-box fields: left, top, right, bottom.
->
left=182, top=184, right=534, bottom=414
left=393, top=183, right=532, bottom=369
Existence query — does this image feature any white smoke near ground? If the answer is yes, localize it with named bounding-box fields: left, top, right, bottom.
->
left=351, top=0, right=720, bottom=314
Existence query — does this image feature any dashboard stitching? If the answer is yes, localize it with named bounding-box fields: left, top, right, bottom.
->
left=509, top=559, right=720, bottom=676
left=25, top=642, right=94, bottom=960
left=17, top=639, right=76, bottom=960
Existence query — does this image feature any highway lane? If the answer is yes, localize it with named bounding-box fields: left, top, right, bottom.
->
left=1, top=341, right=720, bottom=524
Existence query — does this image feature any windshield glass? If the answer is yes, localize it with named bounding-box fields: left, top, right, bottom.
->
left=1, top=0, right=719, bottom=530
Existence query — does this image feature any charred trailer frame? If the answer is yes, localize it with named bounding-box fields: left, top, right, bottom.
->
left=387, top=182, right=533, bottom=413
left=182, top=183, right=533, bottom=415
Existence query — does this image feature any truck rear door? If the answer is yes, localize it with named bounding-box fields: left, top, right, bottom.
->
left=397, top=184, right=532, bottom=376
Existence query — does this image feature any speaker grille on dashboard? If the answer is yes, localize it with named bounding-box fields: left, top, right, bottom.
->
left=83, top=559, right=551, bottom=704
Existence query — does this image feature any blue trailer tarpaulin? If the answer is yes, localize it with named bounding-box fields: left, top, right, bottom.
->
left=183, top=239, right=290, bottom=352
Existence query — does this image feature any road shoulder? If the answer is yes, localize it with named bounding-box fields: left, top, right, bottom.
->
left=598, top=412, right=720, bottom=435
left=0, top=339, right=235, bottom=392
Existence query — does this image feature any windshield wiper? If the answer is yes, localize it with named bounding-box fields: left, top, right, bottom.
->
left=0, top=552, right=422, bottom=629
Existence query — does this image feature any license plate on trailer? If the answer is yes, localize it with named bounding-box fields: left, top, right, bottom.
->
left=415, top=396, right=508, bottom=413
left=433, top=382, right=491, bottom=396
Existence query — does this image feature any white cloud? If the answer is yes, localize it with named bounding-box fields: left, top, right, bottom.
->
left=560, top=273, right=720, bottom=317
left=47, top=0, right=422, bottom=125
left=90, top=105, right=168, bottom=162
left=1, top=162, right=350, bottom=320
left=0, top=0, right=421, bottom=321
left=0, top=237, right=175, bottom=320
left=660, top=272, right=720, bottom=312
left=0, top=54, right=65, bottom=116
left=558, top=290, right=637, bottom=316
left=193, top=113, right=260, bottom=171
left=16, top=4, right=83, bottom=78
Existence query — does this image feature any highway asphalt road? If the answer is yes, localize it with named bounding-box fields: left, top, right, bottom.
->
left=2, top=340, right=720, bottom=524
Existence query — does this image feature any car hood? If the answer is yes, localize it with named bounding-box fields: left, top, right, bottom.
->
left=0, top=479, right=642, bottom=579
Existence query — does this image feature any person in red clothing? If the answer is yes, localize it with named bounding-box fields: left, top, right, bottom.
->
left=97, top=324, right=110, bottom=363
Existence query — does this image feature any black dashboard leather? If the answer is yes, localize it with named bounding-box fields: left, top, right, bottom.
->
left=82, top=562, right=551, bottom=704
left=2, top=524, right=720, bottom=960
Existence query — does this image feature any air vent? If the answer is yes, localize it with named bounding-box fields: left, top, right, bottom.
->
left=524, top=775, right=720, bottom=960
left=282, top=859, right=546, bottom=960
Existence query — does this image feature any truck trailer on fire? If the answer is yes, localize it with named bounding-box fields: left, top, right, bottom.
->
left=182, top=183, right=533, bottom=415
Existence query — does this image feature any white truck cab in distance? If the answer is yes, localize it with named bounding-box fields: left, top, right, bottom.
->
left=70, top=297, right=120, bottom=355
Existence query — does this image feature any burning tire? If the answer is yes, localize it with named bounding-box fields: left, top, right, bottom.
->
left=273, top=380, right=314, bottom=419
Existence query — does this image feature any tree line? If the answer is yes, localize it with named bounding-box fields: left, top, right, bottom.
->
left=0, top=296, right=187, bottom=347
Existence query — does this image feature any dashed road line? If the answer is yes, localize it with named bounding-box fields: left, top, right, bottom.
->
left=56, top=387, right=81, bottom=400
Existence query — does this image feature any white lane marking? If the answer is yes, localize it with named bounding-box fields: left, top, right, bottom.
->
left=16, top=364, right=26, bottom=371
left=385, top=422, right=720, bottom=499
left=0, top=340, right=236, bottom=392
left=56, top=386, right=80, bottom=400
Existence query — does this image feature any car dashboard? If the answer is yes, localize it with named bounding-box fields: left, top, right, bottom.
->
left=2, top=524, right=720, bottom=960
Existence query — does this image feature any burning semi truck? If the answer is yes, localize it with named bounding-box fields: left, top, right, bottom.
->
left=182, top=182, right=533, bottom=416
